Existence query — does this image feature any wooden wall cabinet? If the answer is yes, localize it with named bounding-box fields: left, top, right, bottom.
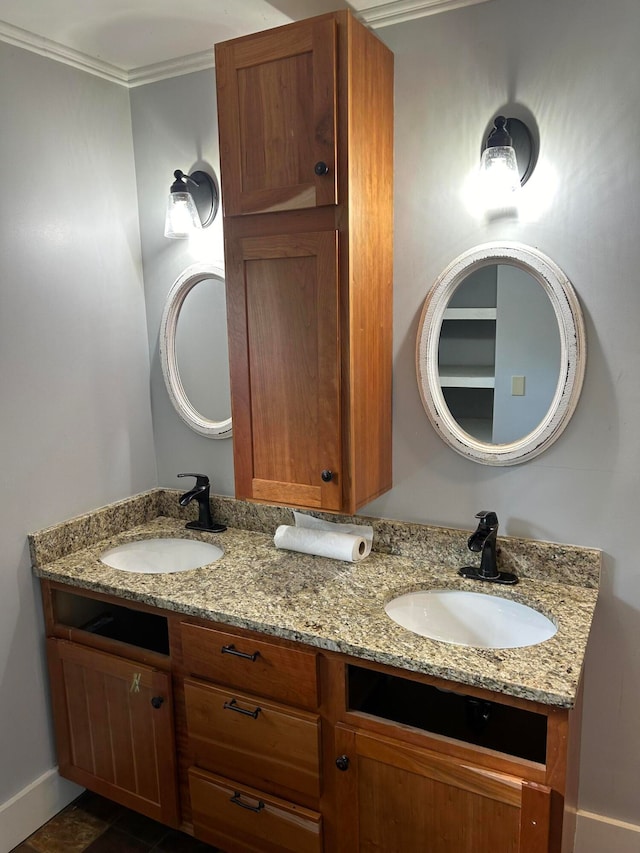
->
left=215, top=15, right=338, bottom=217
left=216, top=11, right=394, bottom=514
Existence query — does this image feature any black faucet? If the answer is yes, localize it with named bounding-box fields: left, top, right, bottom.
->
left=459, top=511, right=518, bottom=585
left=177, top=473, right=226, bottom=533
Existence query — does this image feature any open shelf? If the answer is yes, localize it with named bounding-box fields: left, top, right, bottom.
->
left=347, top=664, right=547, bottom=764
left=438, top=364, right=495, bottom=388
left=443, top=307, right=497, bottom=321
left=51, top=588, right=170, bottom=656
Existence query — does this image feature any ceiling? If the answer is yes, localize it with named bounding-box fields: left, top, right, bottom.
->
left=0, top=0, right=491, bottom=86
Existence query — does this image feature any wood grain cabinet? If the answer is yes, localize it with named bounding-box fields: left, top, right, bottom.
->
left=41, top=579, right=582, bottom=852
left=334, top=725, right=552, bottom=853
left=180, top=621, right=323, bottom=853
left=216, top=11, right=394, bottom=514
left=43, top=585, right=180, bottom=826
left=215, top=15, right=338, bottom=217
left=330, top=660, right=580, bottom=853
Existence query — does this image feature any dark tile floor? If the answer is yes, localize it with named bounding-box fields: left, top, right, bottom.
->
left=10, top=791, right=220, bottom=853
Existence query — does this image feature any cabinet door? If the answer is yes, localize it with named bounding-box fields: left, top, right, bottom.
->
left=334, top=725, right=552, bottom=853
left=47, top=639, right=179, bottom=826
left=216, top=16, right=337, bottom=216
left=227, top=231, right=342, bottom=511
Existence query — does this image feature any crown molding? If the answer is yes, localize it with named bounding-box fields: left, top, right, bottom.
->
left=0, top=0, right=492, bottom=87
left=358, top=0, right=493, bottom=28
left=128, top=50, right=215, bottom=87
left=127, top=0, right=494, bottom=84
left=0, top=20, right=128, bottom=85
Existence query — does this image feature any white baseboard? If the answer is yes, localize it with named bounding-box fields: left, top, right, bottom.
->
left=575, top=809, right=640, bottom=853
left=0, top=768, right=83, bottom=853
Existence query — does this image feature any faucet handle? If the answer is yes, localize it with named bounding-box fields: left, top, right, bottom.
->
left=474, top=510, right=498, bottom=527
left=177, top=473, right=210, bottom=487
left=467, top=510, right=498, bottom=552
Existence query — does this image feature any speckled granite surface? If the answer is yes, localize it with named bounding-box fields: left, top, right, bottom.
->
left=30, top=490, right=600, bottom=709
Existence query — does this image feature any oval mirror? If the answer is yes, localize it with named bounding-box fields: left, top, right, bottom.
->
left=416, top=243, right=586, bottom=465
left=160, top=263, right=232, bottom=439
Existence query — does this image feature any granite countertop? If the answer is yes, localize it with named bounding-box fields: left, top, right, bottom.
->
left=30, top=492, right=600, bottom=709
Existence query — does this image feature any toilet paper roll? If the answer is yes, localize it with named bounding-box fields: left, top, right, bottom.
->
left=274, top=525, right=369, bottom=562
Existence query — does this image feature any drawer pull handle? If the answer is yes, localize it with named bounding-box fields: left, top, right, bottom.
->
left=314, top=161, right=329, bottom=176
left=221, top=643, right=259, bottom=662
left=150, top=696, right=164, bottom=710
left=223, top=698, right=261, bottom=719
left=230, top=792, right=265, bottom=813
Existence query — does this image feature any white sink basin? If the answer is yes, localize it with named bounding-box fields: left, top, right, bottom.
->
left=385, top=589, right=557, bottom=649
left=100, top=538, right=223, bottom=574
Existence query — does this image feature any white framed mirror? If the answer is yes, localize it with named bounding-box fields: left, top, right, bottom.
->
left=416, top=242, right=586, bottom=465
left=160, top=263, right=232, bottom=439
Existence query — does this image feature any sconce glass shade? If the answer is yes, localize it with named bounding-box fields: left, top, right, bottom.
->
left=164, top=169, right=218, bottom=239
left=164, top=190, right=202, bottom=238
left=478, top=144, right=521, bottom=211
left=479, top=115, right=533, bottom=214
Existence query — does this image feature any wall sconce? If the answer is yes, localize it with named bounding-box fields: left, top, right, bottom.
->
left=164, top=169, right=219, bottom=239
left=479, top=116, right=534, bottom=214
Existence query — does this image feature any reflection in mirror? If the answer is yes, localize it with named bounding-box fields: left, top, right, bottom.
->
left=160, top=264, right=232, bottom=439
left=175, top=276, right=230, bottom=422
left=438, top=265, right=561, bottom=444
left=416, top=243, right=586, bottom=466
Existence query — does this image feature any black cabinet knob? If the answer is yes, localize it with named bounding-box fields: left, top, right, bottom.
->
left=314, top=161, right=329, bottom=176
left=321, top=469, right=333, bottom=482
left=151, top=696, right=164, bottom=709
left=335, top=755, right=350, bottom=771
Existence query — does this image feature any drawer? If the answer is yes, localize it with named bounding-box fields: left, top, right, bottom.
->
left=189, top=767, right=323, bottom=853
left=184, top=678, right=321, bottom=801
left=181, top=621, right=319, bottom=709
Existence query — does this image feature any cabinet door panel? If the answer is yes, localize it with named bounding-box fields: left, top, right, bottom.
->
left=216, top=17, right=337, bottom=215
left=47, top=639, right=179, bottom=826
left=103, top=675, right=138, bottom=791
left=227, top=231, right=342, bottom=510
left=334, top=725, right=552, bottom=853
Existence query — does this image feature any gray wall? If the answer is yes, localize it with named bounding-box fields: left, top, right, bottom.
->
left=375, top=0, right=640, bottom=827
left=129, top=72, right=233, bottom=497
left=0, top=42, right=156, bottom=809
left=132, top=0, right=640, bottom=831
left=492, top=265, right=560, bottom=443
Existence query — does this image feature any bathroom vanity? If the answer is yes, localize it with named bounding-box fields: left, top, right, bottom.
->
left=31, top=490, right=599, bottom=853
